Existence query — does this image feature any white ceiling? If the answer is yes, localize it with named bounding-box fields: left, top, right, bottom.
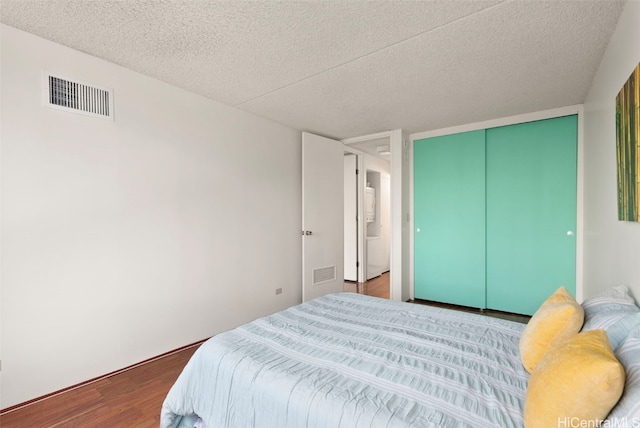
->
left=348, top=137, right=392, bottom=162
left=0, top=0, right=626, bottom=140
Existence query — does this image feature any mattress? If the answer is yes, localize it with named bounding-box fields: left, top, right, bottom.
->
left=161, top=292, right=528, bottom=428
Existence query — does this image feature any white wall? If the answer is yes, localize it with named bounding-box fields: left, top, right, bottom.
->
left=363, top=153, right=390, bottom=176
left=0, top=25, right=302, bottom=408
left=582, top=1, right=640, bottom=302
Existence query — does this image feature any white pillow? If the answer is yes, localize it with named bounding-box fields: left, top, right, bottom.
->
left=606, top=323, right=640, bottom=424
left=608, top=313, right=640, bottom=350
left=582, top=285, right=639, bottom=332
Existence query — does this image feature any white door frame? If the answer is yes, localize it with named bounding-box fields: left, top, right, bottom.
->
left=344, top=145, right=365, bottom=283
left=342, top=130, right=405, bottom=302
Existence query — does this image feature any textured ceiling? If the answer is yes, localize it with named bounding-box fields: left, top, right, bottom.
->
left=0, top=0, right=626, bottom=139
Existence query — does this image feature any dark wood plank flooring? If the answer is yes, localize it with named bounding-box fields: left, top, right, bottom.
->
left=343, top=271, right=390, bottom=299
left=2, top=272, right=528, bottom=426
left=0, top=345, right=198, bottom=427
left=411, top=298, right=531, bottom=324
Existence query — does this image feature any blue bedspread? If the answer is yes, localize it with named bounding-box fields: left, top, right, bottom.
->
left=160, top=293, right=528, bottom=428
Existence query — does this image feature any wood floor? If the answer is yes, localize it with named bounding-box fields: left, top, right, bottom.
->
left=0, top=345, right=199, bottom=427
left=1, top=272, right=528, bottom=427
left=343, top=271, right=390, bottom=299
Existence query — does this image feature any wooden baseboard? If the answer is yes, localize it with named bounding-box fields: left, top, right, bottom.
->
left=0, top=338, right=207, bottom=415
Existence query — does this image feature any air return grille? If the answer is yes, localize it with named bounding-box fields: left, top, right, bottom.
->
left=313, top=266, right=336, bottom=286
left=44, top=73, right=114, bottom=120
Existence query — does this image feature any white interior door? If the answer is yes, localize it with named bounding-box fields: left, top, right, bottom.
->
left=302, top=132, right=344, bottom=302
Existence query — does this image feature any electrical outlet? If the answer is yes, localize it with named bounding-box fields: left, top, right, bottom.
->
left=275, top=288, right=283, bottom=295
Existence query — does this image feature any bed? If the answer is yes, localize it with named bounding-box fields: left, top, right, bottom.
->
left=161, top=288, right=640, bottom=428
left=160, top=292, right=530, bottom=428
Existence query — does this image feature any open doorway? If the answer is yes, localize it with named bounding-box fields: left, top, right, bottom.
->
left=364, top=169, right=390, bottom=281
left=342, top=136, right=391, bottom=299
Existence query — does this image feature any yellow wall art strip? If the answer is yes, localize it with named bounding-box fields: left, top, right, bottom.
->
left=616, top=63, right=640, bottom=222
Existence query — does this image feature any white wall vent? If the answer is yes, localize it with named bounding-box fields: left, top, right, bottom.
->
left=43, top=73, right=114, bottom=120
left=313, top=266, right=336, bottom=286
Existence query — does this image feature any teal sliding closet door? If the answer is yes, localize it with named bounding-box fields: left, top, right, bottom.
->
left=486, top=115, right=577, bottom=315
left=414, top=130, right=486, bottom=308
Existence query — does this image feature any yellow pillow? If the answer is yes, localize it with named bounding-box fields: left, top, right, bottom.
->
left=519, top=286, right=584, bottom=373
left=524, top=329, right=625, bottom=428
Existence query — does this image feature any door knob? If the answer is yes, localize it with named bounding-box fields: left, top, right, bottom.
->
left=567, top=231, right=574, bottom=236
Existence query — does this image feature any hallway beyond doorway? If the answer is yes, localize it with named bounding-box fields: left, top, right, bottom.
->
left=344, top=271, right=390, bottom=299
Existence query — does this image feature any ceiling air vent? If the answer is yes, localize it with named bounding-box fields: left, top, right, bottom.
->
left=43, top=73, right=114, bottom=120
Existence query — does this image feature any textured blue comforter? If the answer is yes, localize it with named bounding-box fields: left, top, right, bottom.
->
left=161, top=293, right=528, bottom=428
